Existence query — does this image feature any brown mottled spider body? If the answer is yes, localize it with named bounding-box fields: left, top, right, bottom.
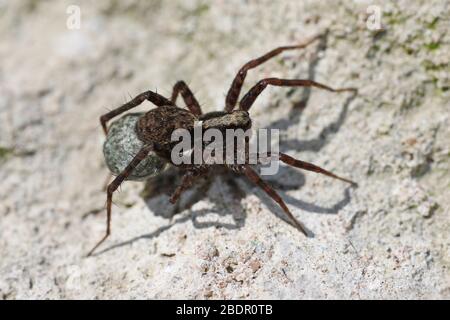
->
left=136, top=106, right=252, bottom=165
left=88, top=34, right=357, bottom=256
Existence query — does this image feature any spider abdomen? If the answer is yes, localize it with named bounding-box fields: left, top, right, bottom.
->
left=136, top=105, right=197, bottom=149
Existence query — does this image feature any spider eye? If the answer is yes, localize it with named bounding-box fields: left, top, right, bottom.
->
left=103, top=113, right=167, bottom=181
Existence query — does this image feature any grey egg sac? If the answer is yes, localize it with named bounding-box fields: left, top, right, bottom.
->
left=103, top=113, right=167, bottom=181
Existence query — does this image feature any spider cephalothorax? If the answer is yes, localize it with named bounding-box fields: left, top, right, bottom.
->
left=88, top=34, right=357, bottom=256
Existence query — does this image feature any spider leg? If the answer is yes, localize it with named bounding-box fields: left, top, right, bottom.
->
left=278, top=152, right=357, bottom=186
left=100, top=91, right=173, bottom=135
left=224, top=35, right=321, bottom=112
left=239, top=78, right=357, bottom=112
left=239, top=164, right=308, bottom=235
left=102, top=172, right=113, bottom=191
left=87, top=144, right=154, bottom=257
left=171, top=81, right=202, bottom=116
left=169, top=168, right=208, bottom=204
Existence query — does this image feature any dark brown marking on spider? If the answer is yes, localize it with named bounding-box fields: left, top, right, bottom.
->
left=89, top=36, right=358, bottom=256
left=136, top=105, right=198, bottom=152
left=171, top=80, right=202, bottom=116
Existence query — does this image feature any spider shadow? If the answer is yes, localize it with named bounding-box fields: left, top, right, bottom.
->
left=96, top=32, right=358, bottom=255
left=94, top=169, right=247, bottom=256
left=94, top=167, right=354, bottom=256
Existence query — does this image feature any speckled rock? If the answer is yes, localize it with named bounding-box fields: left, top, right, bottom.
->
left=103, top=113, right=166, bottom=181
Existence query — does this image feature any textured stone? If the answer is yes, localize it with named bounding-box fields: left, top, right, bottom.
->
left=103, top=113, right=166, bottom=181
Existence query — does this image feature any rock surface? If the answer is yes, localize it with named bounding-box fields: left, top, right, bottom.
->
left=0, top=0, right=449, bottom=299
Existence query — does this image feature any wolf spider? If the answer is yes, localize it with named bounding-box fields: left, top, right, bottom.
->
left=87, top=35, right=357, bottom=256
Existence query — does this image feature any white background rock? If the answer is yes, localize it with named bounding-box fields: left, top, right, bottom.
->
left=0, top=0, right=449, bottom=299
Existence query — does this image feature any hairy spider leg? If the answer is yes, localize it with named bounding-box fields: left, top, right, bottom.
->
left=259, top=152, right=356, bottom=186
left=99, top=91, right=173, bottom=135
left=239, top=164, right=308, bottom=235
left=239, top=78, right=357, bottom=112
left=87, top=144, right=154, bottom=257
left=224, top=35, right=321, bottom=112
left=277, top=152, right=357, bottom=186
left=171, top=80, right=203, bottom=116
left=169, top=168, right=208, bottom=204
left=239, top=150, right=357, bottom=234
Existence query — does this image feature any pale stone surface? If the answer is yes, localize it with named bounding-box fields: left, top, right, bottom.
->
left=0, top=0, right=449, bottom=299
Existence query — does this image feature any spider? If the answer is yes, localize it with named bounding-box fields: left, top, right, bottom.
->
left=87, top=35, right=357, bottom=257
